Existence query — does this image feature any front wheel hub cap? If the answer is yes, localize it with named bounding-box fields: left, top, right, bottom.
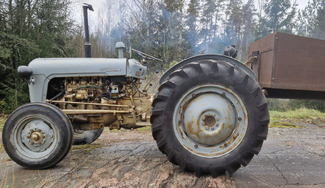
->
left=31, top=131, right=42, bottom=142
left=20, top=119, right=54, bottom=152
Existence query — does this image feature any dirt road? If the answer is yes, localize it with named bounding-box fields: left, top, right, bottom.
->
left=0, top=124, right=324, bottom=188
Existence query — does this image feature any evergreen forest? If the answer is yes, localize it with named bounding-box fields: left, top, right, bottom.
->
left=1, top=0, right=325, bottom=113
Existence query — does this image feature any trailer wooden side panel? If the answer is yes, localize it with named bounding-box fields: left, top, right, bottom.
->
left=248, top=32, right=325, bottom=93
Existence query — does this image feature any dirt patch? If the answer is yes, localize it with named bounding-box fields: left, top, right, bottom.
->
left=0, top=124, right=324, bottom=187
left=234, top=124, right=325, bottom=187
left=0, top=128, right=236, bottom=188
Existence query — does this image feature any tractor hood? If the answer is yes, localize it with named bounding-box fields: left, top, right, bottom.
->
left=19, top=58, right=147, bottom=102
left=22, top=58, right=147, bottom=79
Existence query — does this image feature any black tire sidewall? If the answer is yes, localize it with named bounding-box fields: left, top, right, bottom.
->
left=161, top=61, right=264, bottom=170
left=72, top=127, right=104, bottom=145
left=2, top=103, right=73, bottom=169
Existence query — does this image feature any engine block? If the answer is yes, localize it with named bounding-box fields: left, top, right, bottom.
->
left=64, top=77, right=106, bottom=101
left=47, top=76, right=152, bottom=130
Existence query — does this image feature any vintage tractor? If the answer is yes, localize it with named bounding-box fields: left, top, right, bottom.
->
left=2, top=4, right=269, bottom=176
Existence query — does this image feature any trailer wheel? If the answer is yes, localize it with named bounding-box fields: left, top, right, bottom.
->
left=151, top=60, right=269, bottom=176
left=2, top=103, right=73, bottom=169
left=72, top=127, right=104, bottom=145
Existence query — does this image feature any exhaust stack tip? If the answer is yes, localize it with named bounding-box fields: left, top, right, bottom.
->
left=83, top=3, right=94, bottom=11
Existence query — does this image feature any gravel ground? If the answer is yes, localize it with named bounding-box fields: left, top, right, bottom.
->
left=0, top=124, right=324, bottom=188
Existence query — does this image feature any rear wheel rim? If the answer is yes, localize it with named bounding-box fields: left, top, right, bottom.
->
left=173, top=84, right=248, bottom=158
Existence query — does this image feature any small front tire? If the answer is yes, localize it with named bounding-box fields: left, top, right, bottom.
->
left=2, top=103, right=73, bottom=169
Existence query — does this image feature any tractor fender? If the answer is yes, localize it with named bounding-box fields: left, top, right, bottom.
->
left=160, top=54, right=256, bottom=84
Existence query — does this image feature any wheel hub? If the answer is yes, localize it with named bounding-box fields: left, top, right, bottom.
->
left=202, top=114, right=217, bottom=127
left=183, top=93, right=236, bottom=146
left=20, top=119, right=54, bottom=152
left=31, top=131, right=43, bottom=142
left=173, top=85, right=248, bottom=158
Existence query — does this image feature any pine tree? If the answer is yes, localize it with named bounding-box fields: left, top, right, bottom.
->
left=199, top=0, right=225, bottom=52
left=258, top=0, right=297, bottom=38
left=126, top=0, right=190, bottom=71
left=0, top=0, right=74, bottom=113
left=240, top=0, right=257, bottom=60
left=224, top=0, right=243, bottom=44
left=185, top=0, right=200, bottom=55
left=313, top=0, right=325, bottom=39
left=296, top=0, right=316, bottom=37
left=297, top=0, right=325, bottom=40
left=0, top=1, right=5, bottom=32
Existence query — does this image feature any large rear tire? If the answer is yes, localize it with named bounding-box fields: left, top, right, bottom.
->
left=2, top=103, right=73, bottom=169
left=151, top=60, right=269, bottom=176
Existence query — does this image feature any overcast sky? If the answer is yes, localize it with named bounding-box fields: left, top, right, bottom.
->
left=71, top=0, right=311, bottom=32
left=254, top=0, right=309, bottom=9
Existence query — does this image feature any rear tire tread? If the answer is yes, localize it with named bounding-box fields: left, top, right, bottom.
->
left=151, top=59, right=269, bottom=176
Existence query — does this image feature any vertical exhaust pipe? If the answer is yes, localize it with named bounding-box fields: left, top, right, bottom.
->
left=83, top=3, right=94, bottom=58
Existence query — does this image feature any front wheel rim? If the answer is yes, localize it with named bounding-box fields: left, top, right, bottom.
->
left=12, top=114, right=59, bottom=161
left=173, top=84, right=248, bottom=158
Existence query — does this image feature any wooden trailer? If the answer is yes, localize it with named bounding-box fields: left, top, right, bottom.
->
left=248, top=32, right=325, bottom=100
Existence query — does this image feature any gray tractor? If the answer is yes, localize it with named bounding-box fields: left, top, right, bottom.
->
left=2, top=4, right=269, bottom=177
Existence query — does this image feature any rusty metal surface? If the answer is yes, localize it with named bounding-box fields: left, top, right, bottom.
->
left=61, top=109, right=131, bottom=114
left=47, top=77, right=152, bottom=130
left=173, top=84, right=248, bottom=158
left=249, top=32, right=325, bottom=92
left=47, top=100, right=131, bottom=107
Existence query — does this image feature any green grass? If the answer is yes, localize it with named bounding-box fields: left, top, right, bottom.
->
left=269, top=118, right=305, bottom=128
left=269, top=108, right=325, bottom=128
left=105, top=126, right=151, bottom=133
left=135, top=126, right=151, bottom=133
